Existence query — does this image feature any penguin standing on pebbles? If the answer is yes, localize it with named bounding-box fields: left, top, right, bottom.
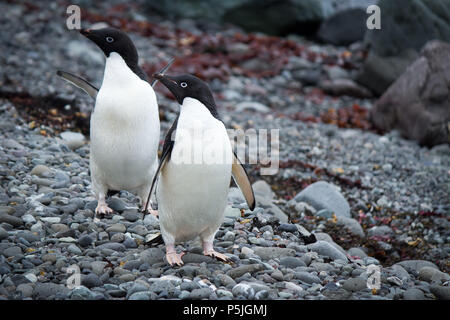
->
left=60, top=27, right=168, bottom=216
left=144, top=73, right=255, bottom=266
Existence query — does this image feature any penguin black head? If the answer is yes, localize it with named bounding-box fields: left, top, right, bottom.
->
left=80, top=27, right=139, bottom=67
left=153, top=73, right=219, bottom=118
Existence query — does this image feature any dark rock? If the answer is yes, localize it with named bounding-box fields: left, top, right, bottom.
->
left=396, top=260, right=439, bottom=273
left=2, top=245, right=22, bottom=258
left=342, top=277, right=367, bottom=292
left=11, top=274, right=31, bottom=286
left=139, top=248, right=165, bottom=265
left=307, top=241, right=348, bottom=261
left=69, top=286, right=96, bottom=300
left=430, top=285, right=450, bottom=300
left=188, top=287, right=213, bottom=299
left=56, top=229, right=76, bottom=238
left=33, top=283, right=70, bottom=299
left=0, top=213, right=23, bottom=227
left=317, top=8, right=367, bottom=46
left=123, top=237, right=138, bottom=249
left=0, top=227, right=8, bottom=240
left=278, top=223, right=298, bottom=233
left=280, top=256, right=306, bottom=268
left=180, top=281, right=201, bottom=291
left=149, top=280, right=175, bottom=294
left=294, top=271, right=321, bottom=284
left=322, top=287, right=352, bottom=300
left=319, top=79, right=373, bottom=98
left=123, top=210, right=140, bottom=222
left=227, top=264, right=265, bottom=279
left=403, top=287, right=425, bottom=300
left=78, top=235, right=93, bottom=248
left=17, top=231, right=40, bottom=243
left=107, top=289, right=126, bottom=298
left=106, top=198, right=127, bottom=213
left=81, top=273, right=102, bottom=288
left=181, top=253, right=217, bottom=264
left=232, top=283, right=255, bottom=299
left=123, top=260, right=142, bottom=271
left=292, top=69, right=321, bottom=86
left=370, top=40, right=450, bottom=147
left=96, top=243, right=126, bottom=252
left=253, top=247, right=295, bottom=260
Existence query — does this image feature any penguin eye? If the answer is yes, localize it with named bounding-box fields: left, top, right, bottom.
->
left=105, top=36, right=114, bottom=43
left=180, top=82, right=187, bottom=88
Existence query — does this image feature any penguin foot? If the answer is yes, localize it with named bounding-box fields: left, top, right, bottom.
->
left=147, top=209, right=158, bottom=217
left=166, top=251, right=185, bottom=266
left=95, top=203, right=113, bottom=215
left=140, top=207, right=158, bottom=217
left=203, top=249, right=231, bottom=262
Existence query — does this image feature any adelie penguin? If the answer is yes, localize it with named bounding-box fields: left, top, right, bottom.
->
left=144, top=73, right=255, bottom=266
left=58, top=27, right=173, bottom=216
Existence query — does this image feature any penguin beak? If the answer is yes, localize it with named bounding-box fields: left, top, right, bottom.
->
left=153, top=74, right=184, bottom=104
left=153, top=73, right=164, bottom=80
left=80, top=28, right=97, bottom=43
left=79, top=28, right=91, bottom=36
left=152, top=73, right=177, bottom=85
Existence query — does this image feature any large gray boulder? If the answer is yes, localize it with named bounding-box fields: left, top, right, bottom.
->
left=357, top=0, right=450, bottom=95
left=370, top=40, right=450, bottom=147
left=294, top=181, right=351, bottom=218
left=317, top=8, right=368, bottom=46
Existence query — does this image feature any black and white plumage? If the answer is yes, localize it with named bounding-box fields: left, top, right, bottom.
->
left=61, top=27, right=167, bottom=215
left=145, top=73, right=255, bottom=266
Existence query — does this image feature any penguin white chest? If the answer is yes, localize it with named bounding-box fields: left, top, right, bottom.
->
left=157, top=98, right=232, bottom=243
left=90, top=53, right=160, bottom=191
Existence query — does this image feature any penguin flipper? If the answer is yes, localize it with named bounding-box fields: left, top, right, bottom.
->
left=231, top=153, right=256, bottom=211
left=143, top=115, right=179, bottom=213
left=151, top=57, right=175, bottom=87
left=56, top=70, right=98, bottom=100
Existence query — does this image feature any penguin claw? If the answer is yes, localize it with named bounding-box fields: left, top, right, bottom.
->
left=95, top=204, right=113, bottom=216
left=166, top=251, right=185, bottom=266
left=203, top=250, right=231, bottom=262
left=141, top=207, right=158, bottom=217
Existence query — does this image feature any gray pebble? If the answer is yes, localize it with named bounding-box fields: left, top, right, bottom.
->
left=307, top=241, right=348, bottom=261
left=403, top=288, right=425, bottom=300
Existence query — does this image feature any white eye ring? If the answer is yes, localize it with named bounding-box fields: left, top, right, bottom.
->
left=180, top=82, right=187, bottom=88
left=106, top=36, right=114, bottom=43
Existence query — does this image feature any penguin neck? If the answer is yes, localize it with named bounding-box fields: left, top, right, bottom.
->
left=103, top=53, right=141, bottom=85
left=178, top=97, right=223, bottom=131
left=104, top=52, right=147, bottom=82
left=181, top=97, right=220, bottom=121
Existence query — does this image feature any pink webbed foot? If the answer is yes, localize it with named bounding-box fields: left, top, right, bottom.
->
left=95, top=203, right=113, bottom=216
left=203, top=249, right=231, bottom=262
left=166, top=251, right=185, bottom=266
left=147, top=208, right=158, bottom=217
left=203, top=242, right=231, bottom=262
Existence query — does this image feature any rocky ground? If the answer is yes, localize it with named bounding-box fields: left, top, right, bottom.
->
left=0, top=1, right=449, bottom=300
